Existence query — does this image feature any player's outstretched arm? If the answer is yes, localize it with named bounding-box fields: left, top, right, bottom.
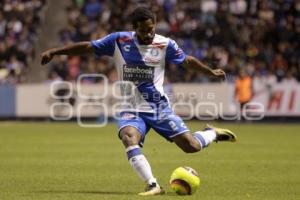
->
left=41, top=41, right=94, bottom=65
left=182, top=55, right=225, bottom=80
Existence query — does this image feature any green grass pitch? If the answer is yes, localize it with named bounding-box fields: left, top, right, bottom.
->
left=0, top=121, right=299, bottom=200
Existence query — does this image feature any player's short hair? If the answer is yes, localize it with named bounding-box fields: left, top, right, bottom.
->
left=131, top=7, right=156, bottom=28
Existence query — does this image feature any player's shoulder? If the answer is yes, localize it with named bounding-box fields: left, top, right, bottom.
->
left=97, top=31, right=133, bottom=42
left=115, top=31, right=134, bottom=42
left=152, top=34, right=171, bottom=48
left=155, top=34, right=179, bottom=46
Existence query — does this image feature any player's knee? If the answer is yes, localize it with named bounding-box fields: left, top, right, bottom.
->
left=120, top=127, right=141, bottom=147
left=121, top=132, right=136, bottom=145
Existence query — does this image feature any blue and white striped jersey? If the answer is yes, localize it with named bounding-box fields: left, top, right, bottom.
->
left=91, top=31, right=186, bottom=112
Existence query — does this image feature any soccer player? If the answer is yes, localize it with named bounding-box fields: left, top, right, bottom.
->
left=41, top=7, right=237, bottom=196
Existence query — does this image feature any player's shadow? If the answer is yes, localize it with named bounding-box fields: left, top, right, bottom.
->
left=34, top=190, right=137, bottom=195
left=34, top=190, right=177, bottom=196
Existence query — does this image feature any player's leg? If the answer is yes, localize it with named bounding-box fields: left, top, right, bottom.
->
left=148, top=107, right=236, bottom=153
left=120, top=126, right=158, bottom=186
left=172, top=124, right=237, bottom=152
left=146, top=107, right=213, bottom=152
left=172, top=128, right=217, bottom=153
left=171, top=131, right=201, bottom=153
left=118, top=112, right=164, bottom=195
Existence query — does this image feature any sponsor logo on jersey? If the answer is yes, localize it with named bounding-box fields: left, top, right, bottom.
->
left=124, top=45, right=130, bottom=52
left=123, top=64, right=154, bottom=84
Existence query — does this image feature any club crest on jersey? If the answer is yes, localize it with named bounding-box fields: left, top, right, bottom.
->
left=150, top=48, right=159, bottom=57
left=143, top=48, right=161, bottom=64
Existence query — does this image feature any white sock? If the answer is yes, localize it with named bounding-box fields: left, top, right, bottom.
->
left=126, top=145, right=158, bottom=186
left=193, top=130, right=217, bottom=148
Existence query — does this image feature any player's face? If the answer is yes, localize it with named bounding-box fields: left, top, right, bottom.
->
left=135, top=19, right=155, bottom=45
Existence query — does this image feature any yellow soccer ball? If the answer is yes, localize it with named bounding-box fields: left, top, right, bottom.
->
left=170, top=166, right=200, bottom=195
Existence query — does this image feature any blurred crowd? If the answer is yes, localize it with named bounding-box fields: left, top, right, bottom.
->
left=0, top=0, right=46, bottom=84
left=48, top=0, right=300, bottom=86
left=1, top=0, right=299, bottom=86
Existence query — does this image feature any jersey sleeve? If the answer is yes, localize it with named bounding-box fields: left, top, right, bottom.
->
left=165, top=39, right=186, bottom=65
left=91, top=33, right=118, bottom=57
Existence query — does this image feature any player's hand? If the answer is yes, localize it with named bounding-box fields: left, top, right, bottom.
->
left=41, top=50, right=54, bottom=65
left=211, top=69, right=226, bottom=80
